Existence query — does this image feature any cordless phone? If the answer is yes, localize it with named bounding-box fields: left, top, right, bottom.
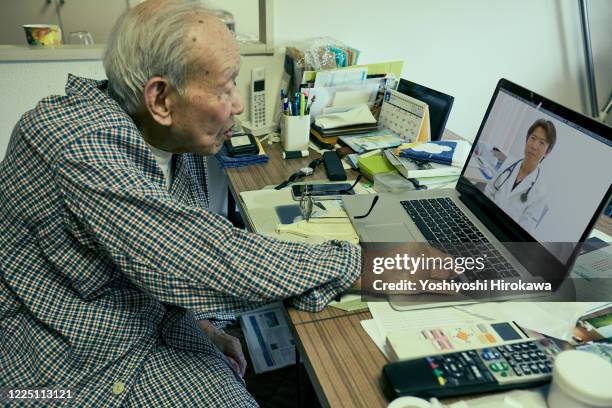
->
left=250, top=67, right=266, bottom=128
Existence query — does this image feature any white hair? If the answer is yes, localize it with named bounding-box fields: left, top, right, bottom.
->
left=103, top=0, right=212, bottom=115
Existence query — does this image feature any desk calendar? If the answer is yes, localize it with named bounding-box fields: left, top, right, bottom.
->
left=379, top=89, right=430, bottom=143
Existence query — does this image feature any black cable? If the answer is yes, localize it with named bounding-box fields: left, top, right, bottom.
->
left=274, top=157, right=324, bottom=190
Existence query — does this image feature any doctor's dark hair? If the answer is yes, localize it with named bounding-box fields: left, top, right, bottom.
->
left=526, top=119, right=556, bottom=153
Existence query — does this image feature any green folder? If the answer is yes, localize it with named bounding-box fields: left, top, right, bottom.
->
left=358, top=153, right=398, bottom=181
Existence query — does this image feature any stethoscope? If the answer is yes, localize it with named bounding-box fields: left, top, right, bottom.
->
left=492, top=159, right=539, bottom=203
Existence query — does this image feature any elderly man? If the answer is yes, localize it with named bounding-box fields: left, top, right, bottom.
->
left=0, top=0, right=360, bottom=406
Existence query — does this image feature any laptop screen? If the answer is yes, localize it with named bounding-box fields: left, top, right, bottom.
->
left=461, top=82, right=612, bottom=263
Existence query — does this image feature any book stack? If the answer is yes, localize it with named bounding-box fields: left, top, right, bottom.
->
left=385, top=141, right=469, bottom=189
left=310, top=122, right=378, bottom=149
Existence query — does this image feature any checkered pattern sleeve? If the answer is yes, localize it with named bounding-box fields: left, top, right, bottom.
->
left=56, top=129, right=361, bottom=314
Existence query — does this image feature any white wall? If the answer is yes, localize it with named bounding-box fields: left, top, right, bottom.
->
left=1, top=0, right=607, bottom=159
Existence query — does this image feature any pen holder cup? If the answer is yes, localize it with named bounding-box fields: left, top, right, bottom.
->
left=281, top=114, right=310, bottom=152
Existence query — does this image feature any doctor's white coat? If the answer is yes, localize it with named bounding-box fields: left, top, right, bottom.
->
left=484, top=158, right=548, bottom=234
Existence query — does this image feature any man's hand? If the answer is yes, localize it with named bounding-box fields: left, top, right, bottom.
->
left=197, top=320, right=247, bottom=377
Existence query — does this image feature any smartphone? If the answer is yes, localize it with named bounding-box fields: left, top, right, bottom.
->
left=291, top=182, right=355, bottom=200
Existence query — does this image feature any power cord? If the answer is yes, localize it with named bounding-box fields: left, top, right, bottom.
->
left=274, top=157, right=323, bottom=190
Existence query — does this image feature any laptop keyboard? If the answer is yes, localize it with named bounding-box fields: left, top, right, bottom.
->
left=400, top=197, right=519, bottom=280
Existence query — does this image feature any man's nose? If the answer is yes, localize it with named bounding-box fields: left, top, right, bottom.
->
left=232, top=91, right=244, bottom=116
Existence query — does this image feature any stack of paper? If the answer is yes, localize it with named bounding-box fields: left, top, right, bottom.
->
left=365, top=301, right=531, bottom=362
left=339, top=130, right=404, bottom=154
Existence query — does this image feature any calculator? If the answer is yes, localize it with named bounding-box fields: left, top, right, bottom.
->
left=382, top=338, right=562, bottom=400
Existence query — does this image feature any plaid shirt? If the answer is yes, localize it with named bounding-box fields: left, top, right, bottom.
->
left=0, top=75, right=361, bottom=406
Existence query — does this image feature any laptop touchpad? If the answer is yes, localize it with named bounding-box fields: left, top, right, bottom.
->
left=364, top=223, right=418, bottom=242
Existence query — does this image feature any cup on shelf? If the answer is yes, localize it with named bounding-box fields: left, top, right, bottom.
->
left=23, top=24, right=62, bottom=46
left=68, top=31, right=94, bottom=45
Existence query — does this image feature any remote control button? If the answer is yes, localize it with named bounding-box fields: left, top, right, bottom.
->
left=528, top=343, right=538, bottom=350
left=471, top=365, right=483, bottom=379
left=514, top=354, right=523, bottom=362
left=537, top=363, right=547, bottom=372
left=520, top=353, right=530, bottom=362
left=521, top=364, right=531, bottom=375
left=482, top=351, right=497, bottom=361
left=529, top=352, right=538, bottom=360
left=501, top=371, right=508, bottom=377
left=447, top=377, right=460, bottom=386
left=513, top=366, right=523, bottom=376
left=500, top=362, right=509, bottom=370
left=536, top=351, right=546, bottom=359
left=529, top=363, right=539, bottom=374
left=482, top=371, right=495, bottom=382
left=520, top=343, right=531, bottom=351
left=489, top=362, right=501, bottom=372
left=437, top=377, right=446, bottom=386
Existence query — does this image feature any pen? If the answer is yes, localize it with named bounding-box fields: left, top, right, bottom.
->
left=294, top=93, right=299, bottom=116
left=299, top=93, right=305, bottom=116
left=283, top=97, right=289, bottom=115
left=305, top=95, right=315, bottom=115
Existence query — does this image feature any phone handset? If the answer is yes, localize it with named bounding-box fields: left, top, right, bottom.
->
left=250, top=67, right=266, bottom=128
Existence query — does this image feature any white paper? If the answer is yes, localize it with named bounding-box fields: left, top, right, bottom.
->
left=314, top=104, right=376, bottom=129
left=456, top=302, right=611, bottom=341
left=360, top=319, right=392, bottom=360
left=307, top=79, right=381, bottom=120
left=367, top=301, right=492, bottom=339
left=240, top=304, right=296, bottom=374
left=332, top=90, right=371, bottom=107
left=313, top=67, right=368, bottom=88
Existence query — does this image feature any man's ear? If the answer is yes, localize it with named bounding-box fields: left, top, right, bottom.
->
left=143, top=77, right=175, bottom=126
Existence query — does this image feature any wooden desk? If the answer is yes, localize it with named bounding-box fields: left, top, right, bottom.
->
left=289, top=310, right=388, bottom=408
left=225, top=139, right=612, bottom=408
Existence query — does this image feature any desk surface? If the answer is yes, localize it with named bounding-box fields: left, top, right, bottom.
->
left=225, top=137, right=612, bottom=408
left=290, top=310, right=388, bottom=408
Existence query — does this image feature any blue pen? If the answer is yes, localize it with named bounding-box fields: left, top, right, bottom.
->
left=294, top=93, right=300, bottom=116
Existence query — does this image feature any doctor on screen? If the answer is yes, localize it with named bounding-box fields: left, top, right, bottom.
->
left=484, top=119, right=557, bottom=233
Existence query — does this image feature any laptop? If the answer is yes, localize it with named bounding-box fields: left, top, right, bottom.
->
left=344, top=79, right=612, bottom=297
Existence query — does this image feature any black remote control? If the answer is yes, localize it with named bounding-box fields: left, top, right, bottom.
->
left=322, top=151, right=346, bottom=181
left=382, top=338, right=561, bottom=400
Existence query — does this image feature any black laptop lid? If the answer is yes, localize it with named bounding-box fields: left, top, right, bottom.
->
left=457, top=79, right=612, bottom=271
left=396, top=79, right=454, bottom=141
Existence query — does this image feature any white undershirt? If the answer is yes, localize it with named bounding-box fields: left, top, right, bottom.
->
left=145, top=142, right=228, bottom=216
left=146, top=142, right=173, bottom=189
